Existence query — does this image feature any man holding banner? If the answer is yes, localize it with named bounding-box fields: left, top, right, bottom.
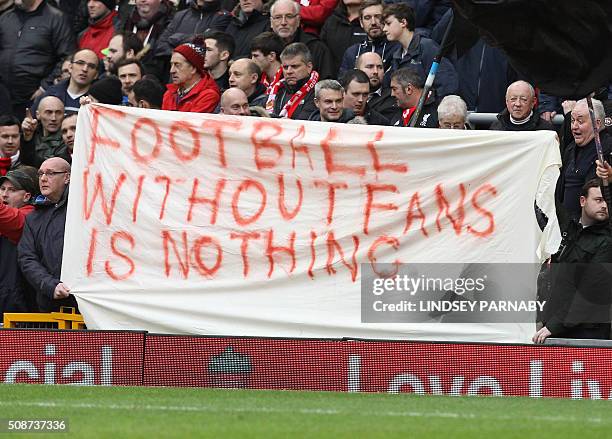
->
left=18, top=158, right=76, bottom=313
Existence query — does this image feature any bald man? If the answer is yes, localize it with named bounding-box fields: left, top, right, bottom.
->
left=220, top=88, right=251, bottom=116
left=18, top=157, right=77, bottom=312
left=228, top=58, right=268, bottom=107
left=490, top=80, right=555, bottom=131
left=356, top=52, right=397, bottom=120
left=21, top=96, right=71, bottom=168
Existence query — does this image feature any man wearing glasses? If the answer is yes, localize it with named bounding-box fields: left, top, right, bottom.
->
left=489, top=80, right=555, bottom=132
left=31, top=49, right=100, bottom=114
left=18, top=157, right=77, bottom=312
left=269, top=0, right=334, bottom=80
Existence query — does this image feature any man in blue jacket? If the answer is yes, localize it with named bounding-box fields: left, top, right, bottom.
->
left=382, top=3, right=457, bottom=98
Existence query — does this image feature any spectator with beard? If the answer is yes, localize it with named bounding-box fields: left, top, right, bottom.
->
left=355, top=51, right=397, bottom=120
left=0, top=0, right=75, bottom=119
left=156, top=0, right=230, bottom=58
left=0, top=166, right=40, bottom=315
left=32, top=49, right=100, bottom=114
left=116, top=58, right=145, bottom=104
left=78, top=0, right=120, bottom=58
left=339, top=0, right=398, bottom=75
left=226, top=0, right=270, bottom=59
left=340, top=68, right=388, bottom=125
left=102, top=32, right=144, bottom=75
left=121, top=0, right=173, bottom=78
left=162, top=37, right=220, bottom=112
left=389, top=67, right=439, bottom=128
left=229, top=58, right=267, bottom=107
left=21, top=97, right=71, bottom=168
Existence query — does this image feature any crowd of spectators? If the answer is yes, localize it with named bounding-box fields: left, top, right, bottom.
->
left=1, top=0, right=612, bottom=339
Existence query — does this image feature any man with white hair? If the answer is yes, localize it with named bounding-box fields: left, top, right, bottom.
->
left=556, top=98, right=611, bottom=220
left=437, top=95, right=468, bottom=129
left=490, top=80, right=555, bottom=131
left=270, top=0, right=334, bottom=79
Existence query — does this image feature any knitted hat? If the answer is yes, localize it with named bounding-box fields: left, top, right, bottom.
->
left=89, top=76, right=123, bottom=105
left=0, top=166, right=40, bottom=198
left=99, top=0, right=116, bottom=12
left=174, top=36, right=207, bottom=76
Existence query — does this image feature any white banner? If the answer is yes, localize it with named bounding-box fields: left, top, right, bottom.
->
left=64, top=104, right=561, bottom=343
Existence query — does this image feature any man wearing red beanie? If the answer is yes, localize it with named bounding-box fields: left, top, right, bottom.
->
left=162, top=37, right=220, bottom=113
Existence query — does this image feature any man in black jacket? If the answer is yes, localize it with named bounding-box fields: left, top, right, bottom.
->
left=355, top=51, right=397, bottom=120
left=0, top=0, right=75, bottom=119
left=226, top=0, right=270, bottom=59
left=338, top=0, right=398, bottom=76
left=156, top=0, right=230, bottom=58
left=320, top=0, right=366, bottom=75
left=308, top=79, right=355, bottom=123
left=340, top=68, right=389, bottom=125
left=269, top=43, right=318, bottom=120
left=534, top=179, right=612, bottom=343
left=490, top=81, right=555, bottom=132
left=389, top=67, right=438, bottom=128
left=556, top=98, right=611, bottom=220
left=18, top=157, right=76, bottom=312
left=270, top=0, right=334, bottom=80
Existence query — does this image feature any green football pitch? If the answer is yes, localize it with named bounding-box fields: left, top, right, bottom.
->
left=0, top=384, right=609, bottom=438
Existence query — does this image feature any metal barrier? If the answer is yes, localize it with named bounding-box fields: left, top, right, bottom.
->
left=466, top=112, right=565, bottom=127
left=3, top=307, right=85, bottom=330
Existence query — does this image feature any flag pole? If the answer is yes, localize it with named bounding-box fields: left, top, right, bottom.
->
left=409, top=11, right=454, bottom=127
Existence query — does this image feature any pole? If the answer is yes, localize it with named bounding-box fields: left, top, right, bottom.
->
left=409, top=11, right=454, bottom=127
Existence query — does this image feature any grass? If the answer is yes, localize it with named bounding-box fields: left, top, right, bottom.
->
left=0, top=384, right=610, bottom=438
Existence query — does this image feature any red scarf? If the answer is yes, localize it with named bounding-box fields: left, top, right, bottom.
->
left=402, top=106, right=416, bottom=126
left=266, top=70, right=319, bottom=118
